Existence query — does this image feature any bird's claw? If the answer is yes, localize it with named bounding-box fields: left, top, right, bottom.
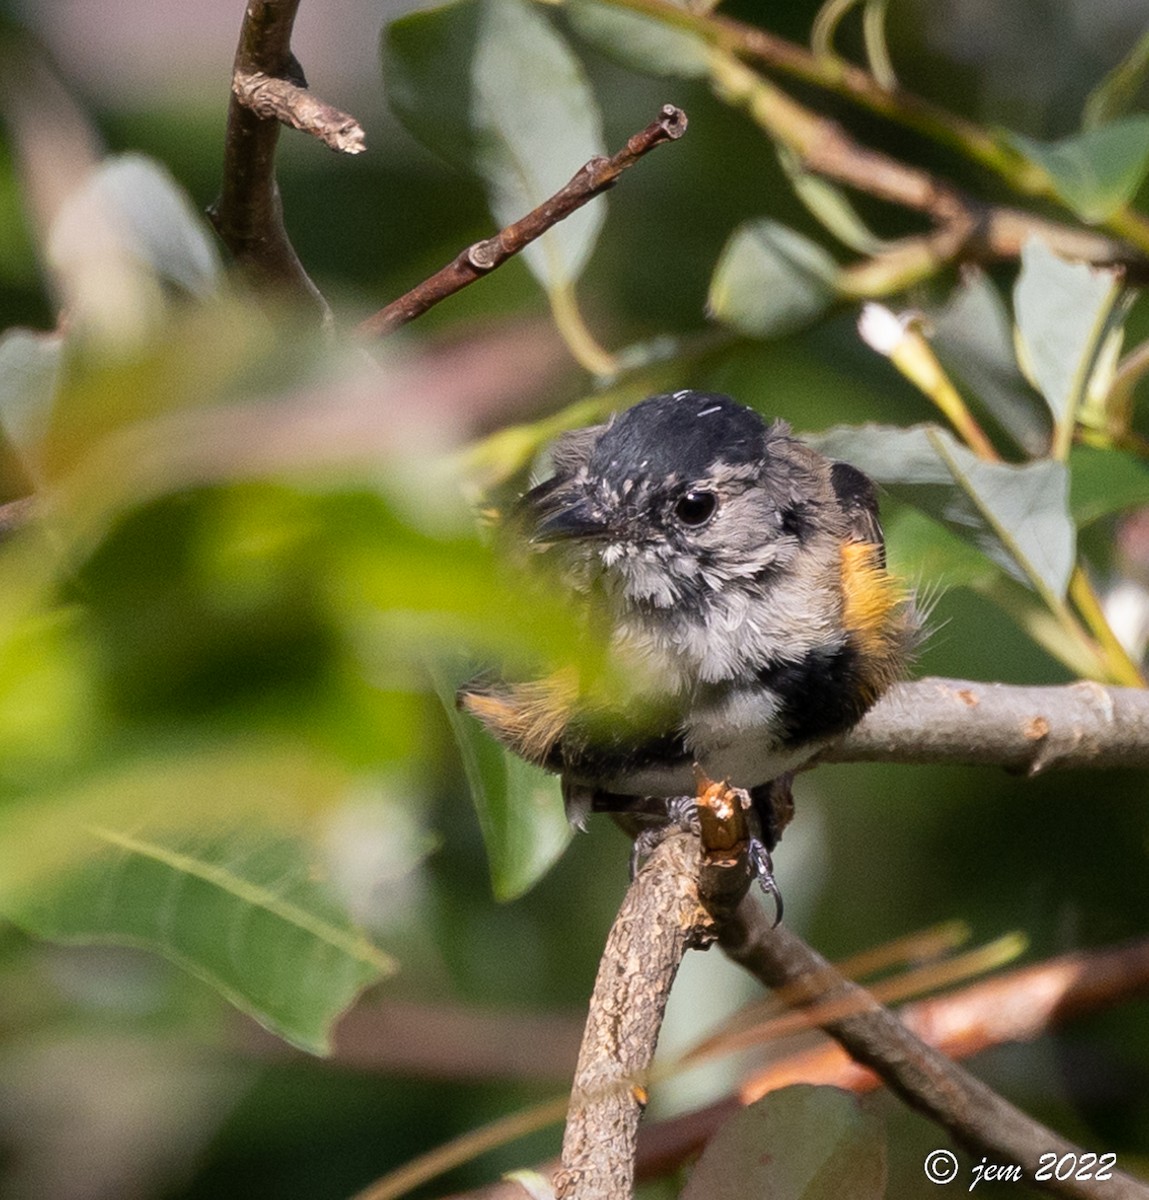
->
left=749, top=836, right=783, bottom=926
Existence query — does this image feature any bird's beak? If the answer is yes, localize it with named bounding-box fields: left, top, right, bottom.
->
left=532, top=498, right=612, bottom=543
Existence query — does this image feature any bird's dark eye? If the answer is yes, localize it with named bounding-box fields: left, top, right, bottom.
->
left=673, top=489, right=718, bottom=527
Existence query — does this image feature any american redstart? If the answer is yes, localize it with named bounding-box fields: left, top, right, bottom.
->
left=460, top=390, right=918, bottom=910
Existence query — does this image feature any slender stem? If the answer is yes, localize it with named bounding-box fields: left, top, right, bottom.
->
left=708, top=52, right=1134, bottom=277
left=548, top=280, right=617, bottom=378
left=1069, top=567, right=1148, bottom=688
left=357, top=105, right=688, bottom=340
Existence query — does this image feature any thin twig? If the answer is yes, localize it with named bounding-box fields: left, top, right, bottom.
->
left=356, top=105, right=688, bottom=339
left=822, top=676, right=1149, bottom=773
left=232, top=70, right=365, bottom=154
left=710, top=53, right=1145, bottom=287
left=209, top=0, right=330, bottom=315
left=740, top=935, right=1149, bottom=1101
left=632, top=937, right=1149, bottom=1183
left=583, top=0, right=1149, bottom=252
left=718, top=905, right=1149, bottom=1199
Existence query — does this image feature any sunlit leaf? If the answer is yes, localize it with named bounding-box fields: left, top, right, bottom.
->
left=384, top=0, right=606, bottom=290
left=1010, top=119, right=1149, bottom=222
left=1013, top=240, right=1124, bottom=447
left=681, top=1085, right=886, bottom=1200
left=709, top=220, right=839, bottom=338
left=811, top=423, right=1075, bottom=601
left=0, top=748, right=393, bottom=1054
left=565, top=0, right=711, bottom=78
left=929, top=270, right=1049, bottom=457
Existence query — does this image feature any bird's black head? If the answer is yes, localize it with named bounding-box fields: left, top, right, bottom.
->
left=588, top=391, right=769, bottom=486
left=524, top=391, right=819, bottom=610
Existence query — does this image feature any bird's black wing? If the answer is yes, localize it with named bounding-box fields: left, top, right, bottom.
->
left=829, top=460, right=886, bottom=565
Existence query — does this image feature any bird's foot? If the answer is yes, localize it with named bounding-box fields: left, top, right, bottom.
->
left=628, top=794, right=702, bottom=880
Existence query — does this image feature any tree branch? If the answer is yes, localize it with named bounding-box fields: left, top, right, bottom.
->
left=556, top=783, right=751, bottom=1200
left=822, top=676, right=1149, bottom=773
left=554, top=831, right=706, bottom=1200
left=718, top=904, right=1149, bottom=1200
left=356, top=105, right=688, bottom=339
left=209, top=0, right=337, bottom=315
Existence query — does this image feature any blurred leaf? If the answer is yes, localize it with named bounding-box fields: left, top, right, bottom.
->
left=777, top=146, right=889, bottom=256
left=84, top=155, right=222, bottom=297
left=0, top=747, right=393, bottom=1054
left=433, top=664, right=571, bottom=901
left=930, top=270, right=1049, bottom=457
left=681, top=1085, right=886, bottom=1200
left=708, top=219, right=839, bottom=338
left=384, top=0, right=606, bottom=290
left=884, top=504, right=998, bottom=591
left=565, top=0, right=711, bottom=78
left=811, top=423, right=1075, bottom=601
left=0, top=326, right=62, bottom=476
left=1010, top=119, right=1149, bottom=222
left=1084, top=29, right=1149, bottom=129
left=1069, top=444, right=1149, bottom=526
left=1013, top=240, right=1124, bottom=448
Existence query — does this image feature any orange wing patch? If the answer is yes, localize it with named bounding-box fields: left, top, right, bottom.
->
left=840, top=540, right=914, bottom=705
left=459, top=671, right=578, bottom=766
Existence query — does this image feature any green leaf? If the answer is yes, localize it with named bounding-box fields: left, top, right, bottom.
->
left=929, top=270, right=1049, bottom=457
left=0, top=749, right=393, bottom=1055
left=0, top=326, right=63, bottom=475
left=1010, top=119, right=1149, bottom=222
left=1085, top=31, right=1149, bottom=130
left=708, top=220, right=840, bottom=338
left=384, top=0, right=606, bottom=290
left=1069, top=444, right=1149, bottom=526
left=434, top=664, right=571, bottom=901
left=810, top=423, right=1075, bottom=601
left=1013, top=240, right=1124, bottom=445
left=681, top=1085, right=886, bottom=1200
left=565, top=0, right=711, bottom=78
left=883, top=504, right=998, bottom=591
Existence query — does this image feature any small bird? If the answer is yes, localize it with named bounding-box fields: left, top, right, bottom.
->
left=460, top=390, right=917, bottom=905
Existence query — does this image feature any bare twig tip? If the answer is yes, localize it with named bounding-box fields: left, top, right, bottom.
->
left=659, top=104, right=688, bottom=137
